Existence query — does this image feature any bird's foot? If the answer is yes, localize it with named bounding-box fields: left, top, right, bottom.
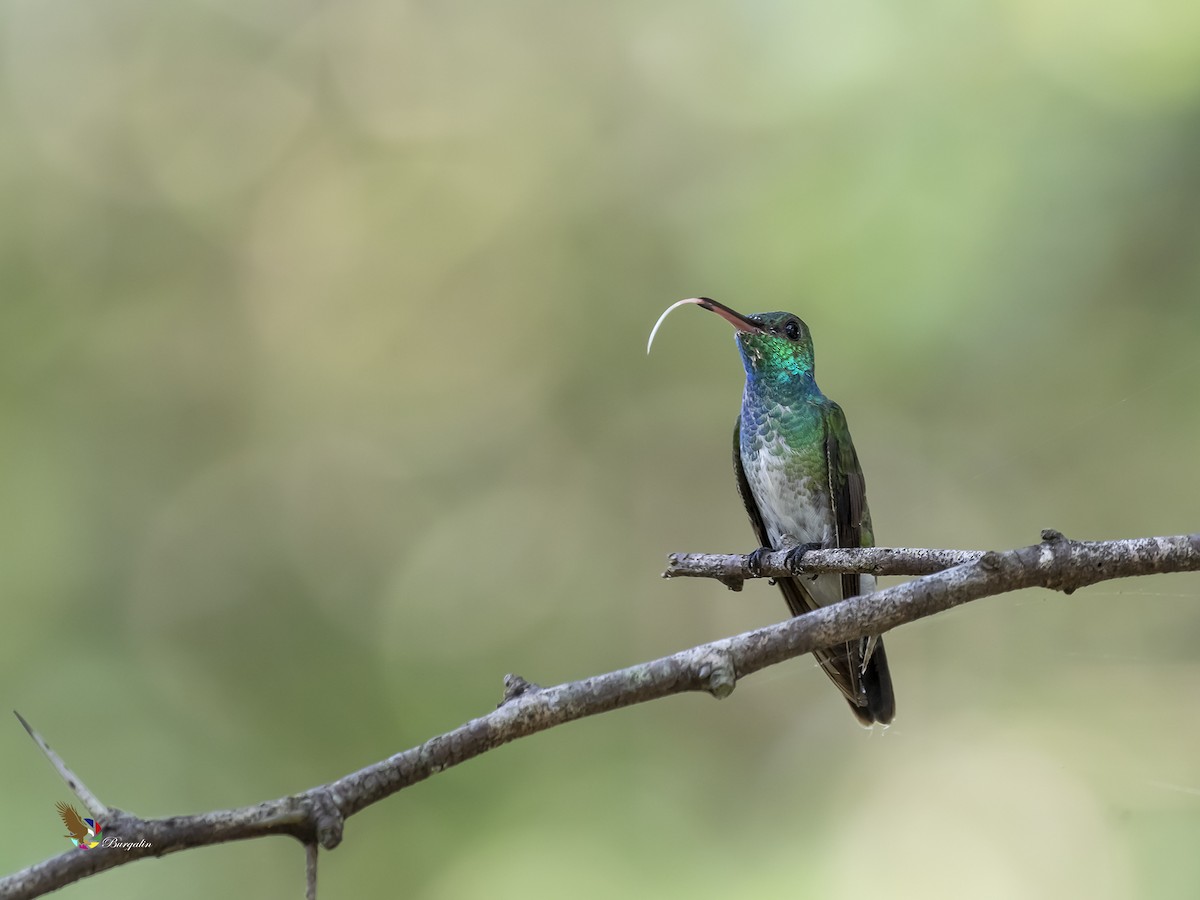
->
left=784, top=541, right=824, bottom=579
left=747, top=546, right=773, bottom=579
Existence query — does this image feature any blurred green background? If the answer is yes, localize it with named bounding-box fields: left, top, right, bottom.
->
left=3, top=0, right=1200, bottom=897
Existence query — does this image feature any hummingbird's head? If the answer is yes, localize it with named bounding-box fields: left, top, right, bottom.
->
left=731, top=309, right=815, bottom=385
left=646, top=297, right=814, bottom=385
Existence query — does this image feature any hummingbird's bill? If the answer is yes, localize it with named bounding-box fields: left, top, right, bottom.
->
left=647, top=297, right=764, bottom=354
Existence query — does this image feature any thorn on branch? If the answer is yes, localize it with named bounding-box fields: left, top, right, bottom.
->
left=14, top=710, right=109, bottom=818
left=499, top=674, right=542, bottom=707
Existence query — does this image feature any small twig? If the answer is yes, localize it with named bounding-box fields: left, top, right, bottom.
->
left=664, top=546, right=985, bottom=586
left=305, top=843, right=318, bottom=900
left=13, top=711, right=110, bottom=819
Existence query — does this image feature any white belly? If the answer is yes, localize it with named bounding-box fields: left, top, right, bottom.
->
left=743, top=437, right=875, bottom=605
left=742, top=436, right=831, bottom=548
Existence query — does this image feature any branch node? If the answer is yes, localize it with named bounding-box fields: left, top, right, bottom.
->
left=717, top=575, right=745, bottom=592
left=310, top=790, right=344, bottom=850
left=978, top=551, right=1002, bottom=571
left=696, top=650, right=737, bottom=699
left=499, top=674, right=542, bottom=707
left=1038, top=530, right=1082, bottom=594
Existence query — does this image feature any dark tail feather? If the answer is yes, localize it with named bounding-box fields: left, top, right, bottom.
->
left=846, top=640, right=895, bottom=726
left=776, top=575, right=896, bottom=725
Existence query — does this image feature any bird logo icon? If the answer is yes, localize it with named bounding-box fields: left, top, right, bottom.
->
left=56, top=802, right=102, bottom=850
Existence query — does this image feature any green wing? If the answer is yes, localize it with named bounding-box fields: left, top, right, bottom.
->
left=822, top=401, right=895, bottom=724
left=822, top=400, right=873, bottom=602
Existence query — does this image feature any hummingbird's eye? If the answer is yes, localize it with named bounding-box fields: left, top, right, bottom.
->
left=783, top=319, right=801, bottom=341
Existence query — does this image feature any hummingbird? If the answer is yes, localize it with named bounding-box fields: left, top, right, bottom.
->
left=649, top=297, right=895, bottom=725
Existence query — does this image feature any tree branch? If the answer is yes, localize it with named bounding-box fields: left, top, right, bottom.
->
left=5, top=531, right=1198, bottom=899
left=662, top=545, right=987, bottom=589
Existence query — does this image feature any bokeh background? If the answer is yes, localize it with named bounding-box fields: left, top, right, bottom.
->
left=3, top=0, right=1200, bottom=897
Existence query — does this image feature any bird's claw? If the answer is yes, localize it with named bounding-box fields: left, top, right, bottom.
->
left=784, top=541, right=824, bottom=577
left=747, top=546, right=772, bottom=579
